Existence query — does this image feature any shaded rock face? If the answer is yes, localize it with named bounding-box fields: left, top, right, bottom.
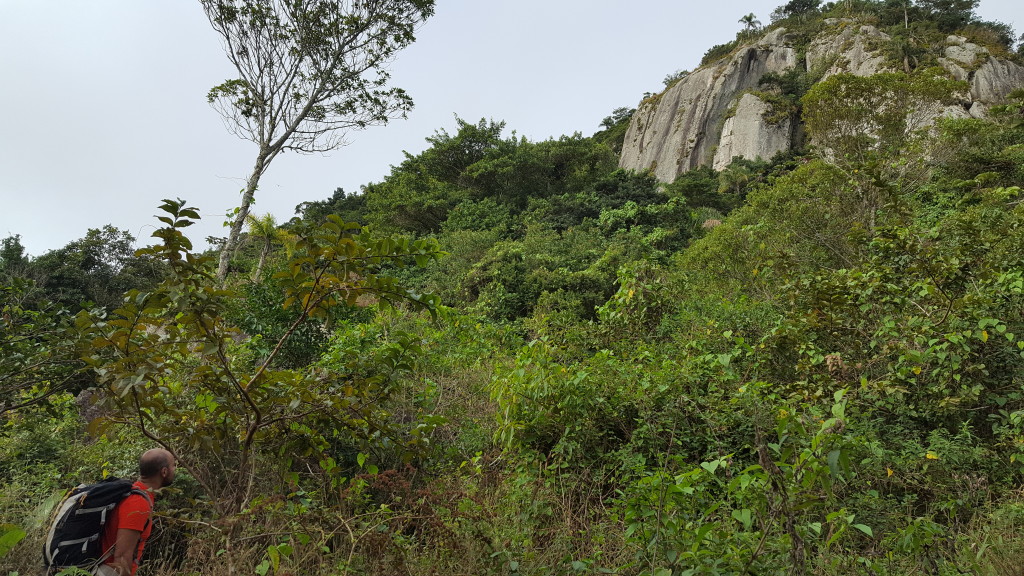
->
left=713, top=93, right=794, bottom=171
left=619, top=28, right=797, bottom=183
left=619, top=24, right=1024, bottom=183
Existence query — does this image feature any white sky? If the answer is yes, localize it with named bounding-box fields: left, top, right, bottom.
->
left=1, top=1, right=1020, bottom=256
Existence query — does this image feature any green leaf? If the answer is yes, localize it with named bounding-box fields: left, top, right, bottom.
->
left=0, top=524, right=26, bottom=557
left=732, top=508, right=753, bottom=530
left=827, top=449, right=842, bottom=476
left=852, top=524, right=873, bottom=537
left=268, top=544, right=280, bottom=572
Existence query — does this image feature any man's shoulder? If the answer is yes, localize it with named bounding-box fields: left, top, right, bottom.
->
left=117, top=490, right=153, bottom=531
left=119, top=483, right=154, bottom=518
left=130, top=481, right=155, bottom=502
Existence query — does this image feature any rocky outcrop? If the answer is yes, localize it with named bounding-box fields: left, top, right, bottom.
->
left=618, top=23, right=1024, bottom=182
left=618, top=28, right=797, bottom=183
left=971, top=58, right=1024, bottom=104
left=806, top=21, right=890, bottom=77
left=712, top=93, right=794, bottom=171
left=938, top=35, right=1024, bottom=109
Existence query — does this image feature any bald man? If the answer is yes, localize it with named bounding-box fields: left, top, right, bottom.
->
left=95, top=449, right=176, bottom=576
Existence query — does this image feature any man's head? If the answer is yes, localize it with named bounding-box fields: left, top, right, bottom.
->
left=139, top=448, right=176, bottom=489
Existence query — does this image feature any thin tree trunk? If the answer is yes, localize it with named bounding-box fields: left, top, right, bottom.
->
left=218, top=150, right=269, bottom=281
left=252, top=240, right=270, bottom=281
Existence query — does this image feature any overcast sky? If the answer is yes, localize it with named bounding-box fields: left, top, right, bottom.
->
left=1, top=1, right=1020, bottom=256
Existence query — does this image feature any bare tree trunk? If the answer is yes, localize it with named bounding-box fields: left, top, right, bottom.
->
left=252, top=240, right=270, bottom=281
left=218, top=150, right=269, bottom=281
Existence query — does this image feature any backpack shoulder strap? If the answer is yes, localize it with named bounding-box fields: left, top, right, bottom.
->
left=128, top=487, right=154, bottom=528
left=130, top=487, right=154, bottom=508
left=125, top=487, right=155, bottom=567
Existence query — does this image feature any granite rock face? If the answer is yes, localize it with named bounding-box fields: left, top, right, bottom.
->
left=618, top=28, right=797, bottom=183
left=712, top=93, right=794, bottom=171
left=936, top=36, right=1024, bottom=105
left=618, top=23, right=1024, bottom=183
left=971, top=58, right=1024, bottom=104
left=943, top=36, right=989, bottom=65
left=806, top=22, right=890, bottom=77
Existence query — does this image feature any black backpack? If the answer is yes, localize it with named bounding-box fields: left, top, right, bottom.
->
left=43, top=477, right=152, bottom=571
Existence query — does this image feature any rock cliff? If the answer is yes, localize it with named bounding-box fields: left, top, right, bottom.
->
left=618, top=22, right=1024, bottom=182
left=619, top=29, right=797, bottom=183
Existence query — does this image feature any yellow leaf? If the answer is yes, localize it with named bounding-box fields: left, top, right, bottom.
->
left=925, top=451, right=939, bottom=460
left=981, top=330, right=989, bottom=342
left=886, top=467, right=893, bottom=477
left=912, top=366, right=921, bottom=375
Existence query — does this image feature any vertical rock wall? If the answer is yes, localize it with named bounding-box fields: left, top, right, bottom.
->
left=713, top=93, right=795, bottom=171
left=618, top=22, right=1024, bottom=183
left=618, top=28, right=797, bottom=183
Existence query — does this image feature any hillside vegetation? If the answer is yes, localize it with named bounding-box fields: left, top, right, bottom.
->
left=3, top=1, right=1024, bottom=575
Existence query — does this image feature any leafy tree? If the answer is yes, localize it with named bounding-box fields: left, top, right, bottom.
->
left=664, top=166, right=721, bottom=210
left=0, top=279, right=86, bottom=416
left=801, top=70, right=964, bottom=180
left=441, top=197, right=514, bottom=234
left=961, top=20, right=1017, bottom=52
left=771, top=0, right=822, bottom=22
left=364, top=118, right=506, bottom=233
left=203, top=0, right=436, bottom=279
left=662, top=70, right=690, bottom=87
left=916, top=0, right=977, bottom=32
left=28, top=226, right=164, bottom=312
left=541, top=169, right=663, bottom=231
left=461, top=134, right=618, bottom=210
left=79, top=199, right=442, bottom=516
left=599, top=107, right=635, bottom=130
left=295, top=187, right=368, bottom=225
left=0, top=235, right=29, bottom=282
left=930, top=114, right=1024, bottom=189
left=594, top=107, right=636, bottom=154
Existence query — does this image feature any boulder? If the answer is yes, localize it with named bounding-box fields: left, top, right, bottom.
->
left=943, top=35, right=989, bottom=66
left=944, top=43, right=988, bottom=66
left=938, top=58, right=969, bottom=82
left=971, top=58, right=1024, bottom=104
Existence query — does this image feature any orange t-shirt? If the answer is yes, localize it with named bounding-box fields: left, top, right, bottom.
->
left=100, top=481, right=154, bottom=576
